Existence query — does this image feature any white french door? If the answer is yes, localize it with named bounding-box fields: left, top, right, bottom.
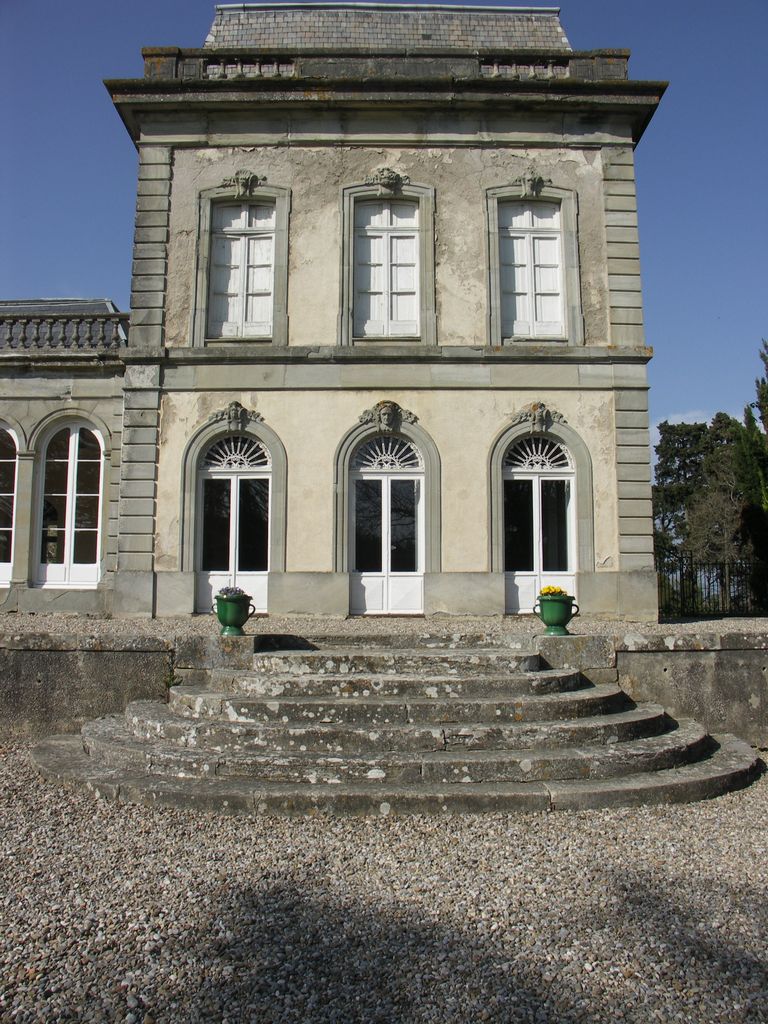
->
left=38, top=425, right=104, bottom=587
left=349, top=472, right=424, bottom=614
left=504, top=473, right=576, bottom=613
left=195, top=473, right=270, bottom=613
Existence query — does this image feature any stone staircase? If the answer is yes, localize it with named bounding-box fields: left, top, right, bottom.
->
left=32, top=633, right=759, bottom=815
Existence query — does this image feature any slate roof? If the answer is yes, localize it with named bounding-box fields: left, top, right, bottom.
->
left=204, top=2, right=572, bottom=52
left=0, top=299, right=120, bottom=316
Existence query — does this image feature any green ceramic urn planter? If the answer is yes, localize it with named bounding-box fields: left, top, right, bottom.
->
left=533, top=590, right=579, bottom=636
left=212, top=588, right=256, bottom=636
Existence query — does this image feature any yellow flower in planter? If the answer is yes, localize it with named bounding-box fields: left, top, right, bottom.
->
left=539, top=586, right=571, bottom=597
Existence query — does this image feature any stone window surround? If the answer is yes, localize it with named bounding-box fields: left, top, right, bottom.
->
left=333, top=418, right=441, bottom=572
left=486, top=184, right=584, bottom=347
left=488, top=420, right=594, bottom=574
left=339, top=182, right=437, bottom=347
left=28, top=412, right=112, bottom=589
left=191, top=184, right=291, bottom=348
left=179, top=417, right=287, bottom=575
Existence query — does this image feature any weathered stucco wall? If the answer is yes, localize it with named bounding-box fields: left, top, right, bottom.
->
left=0, top=634, right=172, bottom=739
left=155, top=386, right=620, bottom=574
left=164, top=135, right=615, bottom=349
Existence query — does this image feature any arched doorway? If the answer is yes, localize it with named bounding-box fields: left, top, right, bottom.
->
left=195, top=434, right=271, bottom=612
left=349, top=434, right=425, bottom=614
left=38, top=423, right=105, bottom=587
left=503, top=435, right=576, bottom=613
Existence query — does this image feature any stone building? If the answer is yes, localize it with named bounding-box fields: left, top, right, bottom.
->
left=0, top=2, right=665, bottom=619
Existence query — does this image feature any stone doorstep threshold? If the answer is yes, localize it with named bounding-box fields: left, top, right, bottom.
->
left=31, top=734, right=760, bottom=817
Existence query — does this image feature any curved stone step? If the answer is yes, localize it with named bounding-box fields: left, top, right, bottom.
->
left=198, top=667, right=585, bottom=700
left=119, top=699, right=666, bottom=753
left=79, top=716, right=713, bottom=784
left=31, top=734, right=760, bottom=816
left=251, top=648, right=540, bottom=678
left=257, top=632, right=513, bottom=651
left=164, top=683, right=625, bottom=727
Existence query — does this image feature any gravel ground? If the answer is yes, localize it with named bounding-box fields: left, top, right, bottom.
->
left=1, top=743, right=767, bottom=1023
left=1, top=611, right=768, bottom=643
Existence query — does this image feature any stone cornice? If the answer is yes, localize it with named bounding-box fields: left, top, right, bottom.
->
left=121, top=344, right=653, bottom=368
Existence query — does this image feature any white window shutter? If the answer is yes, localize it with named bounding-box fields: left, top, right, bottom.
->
left=354, top=231, right=386, bottom=336
left=243, top=234, right=274, bottom=336
left=209, top=235, right=242, bottom=337
left=499, top=233, right=531, bottom=337
left=389, top=233, right=418, bottom=335
left=532, top=235, right=563, bottom=336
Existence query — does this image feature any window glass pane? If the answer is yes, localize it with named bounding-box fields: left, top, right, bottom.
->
left=249, top=204, right=275, bottom=229
left=504, top=479, right=533, bottom=571
left=73, top=531, right=98, bottom=564
left=77, top=429, right=101, bottom=460
left=44, top=459, right=69, bottom=495
left=0, top=496, right=13, bottom=530
left=74, top=495, right=99, bottom=529
left=201, top=478, right=231, bottom=571
left=0, top=530, right=11, bottom=563
left=390, top=201, right=418, bottom=227
left=536, top=295, right=562, bottom=323
left=47, top=428, right=70, bottom=461
left=41, top=494, right=66, bottom=565
left=76, top=459, right=101, bottom=495
left=535, top=265, right=560, bottom=293
left=354, top=479, right=382, bottom=572
left=534, top=236, right=559, bottom=267
left=0, top=462, right=15, bottom=493
left=542, top=479, right=570, bottom=571
left=390, top=479, right=417, bottom=573
left=355, top=201, right=384, bottom=229
left=0, top=430, right=15, bottom=460
left=238, top=478, right=269, bottom=572
left=532, top=202, right=560, bottom=227
left=498, top=202, right=529, bottom=229
left=213, top=204, right=243, bottom=231
left=43, top=495, right=67, bottom=530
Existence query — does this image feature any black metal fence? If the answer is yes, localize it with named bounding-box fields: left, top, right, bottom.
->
left=656, top=556, right=768, bottom=618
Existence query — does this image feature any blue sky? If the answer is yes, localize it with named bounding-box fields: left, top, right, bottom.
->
left=1, top=0, right=766, bottom=433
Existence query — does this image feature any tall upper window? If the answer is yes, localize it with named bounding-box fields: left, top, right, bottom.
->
left=39, top=425, right=103, bottom=586
left=207, top=202, right=276, bottom=339
left=498, top=200, right=563, bottom=339
left=340, top=181, right=436, bottom=346
left=354, top=200, right=419, bottom=338
left=193, top=184, right=290, bottom=346
left=486, top=186, right=583, bottom=346
left=0, top=428, right=17, bottom=582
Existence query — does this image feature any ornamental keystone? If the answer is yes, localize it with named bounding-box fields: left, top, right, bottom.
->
left=221, top=170, right=267, bottom=197
left=359, top=400, right=418, bottom=433
left=208, top=401, right=263, bottom=432
left=364, top=168, right=411, bottom=195
left=509, top=402, right=566, bottom=434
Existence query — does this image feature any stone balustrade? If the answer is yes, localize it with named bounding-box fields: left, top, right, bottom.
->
left=0, top=312, right=129, bottom=352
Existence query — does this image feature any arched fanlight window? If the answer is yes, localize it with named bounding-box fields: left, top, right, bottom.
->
left=0, top=428, right=17, bottom=581
left=202, top=435, right=271, bottom=471
left=38, top=424, right=104, bottom=585
left=504, top=436, right=572, bottom=472
left=352, top=435, right=423, bottom=471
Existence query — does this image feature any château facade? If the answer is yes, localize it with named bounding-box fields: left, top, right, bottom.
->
left=0, top=3, right=665, bottom=619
